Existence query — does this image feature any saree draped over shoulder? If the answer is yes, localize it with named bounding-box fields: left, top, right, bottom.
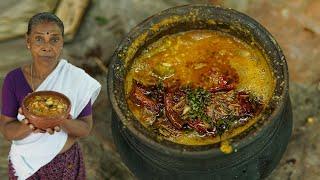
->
left=9, top=59, right=101, bottom=180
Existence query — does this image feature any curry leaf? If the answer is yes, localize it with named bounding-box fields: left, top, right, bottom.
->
left=186, top=87, right=212, bottom=123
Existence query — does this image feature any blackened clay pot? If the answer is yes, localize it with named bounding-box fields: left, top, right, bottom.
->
left=108, top=4, right=292, bottom=180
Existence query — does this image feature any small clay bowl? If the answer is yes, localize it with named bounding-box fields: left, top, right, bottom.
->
left=22, top=91, right=71, bottom=130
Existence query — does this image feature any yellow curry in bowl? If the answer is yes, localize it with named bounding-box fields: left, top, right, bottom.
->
left=125, top=30, right=275, bottom=145
left=27, top=95, right=68, bottom=117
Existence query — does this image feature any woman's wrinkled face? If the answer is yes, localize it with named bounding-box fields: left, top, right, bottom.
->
left=26, top=22, right=63, bottom=62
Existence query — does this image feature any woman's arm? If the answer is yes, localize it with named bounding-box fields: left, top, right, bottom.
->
left=60, top=114, right=93, bottom=138
left=0, top=72, right=34, bottom=140
left=0, top=115, right=32, bottom=141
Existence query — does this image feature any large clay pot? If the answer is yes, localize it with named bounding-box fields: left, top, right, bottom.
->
left=108, top=5, right=292, bottom=180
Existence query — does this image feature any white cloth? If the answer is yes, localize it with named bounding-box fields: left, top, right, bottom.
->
left=9, top=59, right=101, bottom=179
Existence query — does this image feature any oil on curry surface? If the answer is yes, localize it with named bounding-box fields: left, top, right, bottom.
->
left=125, top=30, right=275, bottom=145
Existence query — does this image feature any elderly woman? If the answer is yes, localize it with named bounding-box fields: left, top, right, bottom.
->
left=0, top=12, right=101, bottom=179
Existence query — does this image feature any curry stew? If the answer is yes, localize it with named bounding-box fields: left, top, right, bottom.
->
left=125, top=30, right=275, bottom=145
left=27, top=95, right=68, bottom=117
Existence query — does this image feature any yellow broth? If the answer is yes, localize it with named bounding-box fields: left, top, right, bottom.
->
left=125, top=30, right=275, bottom=145
left=27, top=95, right=68, bottom=117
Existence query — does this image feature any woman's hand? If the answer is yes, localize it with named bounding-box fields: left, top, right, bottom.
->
left=18, top=107, right=66, bottom=135
left=59, top=114, right=93, bottom=138
left=45, top=114, right=72, bottom=134
left=21, top=118, right=46, bottom=133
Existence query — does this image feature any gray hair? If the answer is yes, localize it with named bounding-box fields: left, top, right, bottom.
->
left=27, top=12, right=64, bottom=36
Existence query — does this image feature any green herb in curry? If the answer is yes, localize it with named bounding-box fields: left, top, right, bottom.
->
left=185, top=87, right=212, bottom=123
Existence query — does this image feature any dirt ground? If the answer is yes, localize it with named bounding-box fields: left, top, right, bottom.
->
left=0, top=0, right=319, bottom=179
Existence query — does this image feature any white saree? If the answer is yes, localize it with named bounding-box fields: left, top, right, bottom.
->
left=9, top=59, right=101, bottom=179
